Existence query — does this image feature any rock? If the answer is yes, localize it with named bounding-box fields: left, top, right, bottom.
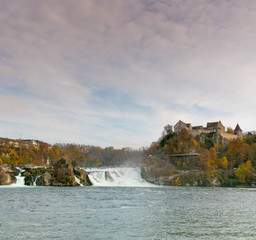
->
left=35, top=176, right=43, bottom=186
left=54, top=167, right=75, bottom=186
left=41, top=172, right=52, bottom=186
left=105, top=172, right=113, bottom=182
left=54, top=158, right=73, bottom=170
left=141, top=164, right=228, bottom=187
left=0, top=158, right=92, bottom=187
left=24, top=175, right=33, bottom=186
left=0, top=164, right=19, bottom=185
left=0, top=172, right=12, bottom=185
left=21, top=167, right=53, bottom=186
left=74, top=167, right=92, bottom=186
left=52, top=158, right=78, bottom=186
left=208, top=177, right=221, bottom=187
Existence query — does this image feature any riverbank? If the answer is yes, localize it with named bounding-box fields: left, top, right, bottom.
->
left=141, top=165, right=256, bottom=187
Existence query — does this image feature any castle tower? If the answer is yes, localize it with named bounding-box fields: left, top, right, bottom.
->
left=234, top=124, right=242, bottom=139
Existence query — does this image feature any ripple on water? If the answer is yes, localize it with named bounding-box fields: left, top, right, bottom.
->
left=0, top=187, right=256, bottom=239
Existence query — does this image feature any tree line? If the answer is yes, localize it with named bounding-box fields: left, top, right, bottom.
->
left=0, top=141, right=142, bottom=167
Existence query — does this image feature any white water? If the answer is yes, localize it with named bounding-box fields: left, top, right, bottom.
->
left=9, top=168, right=25, bottom=187
left=74, top=176, right=83, bottom=186
left=86, top=167, right=153, bottom=187
left=33, top=175, right=41, bottom=186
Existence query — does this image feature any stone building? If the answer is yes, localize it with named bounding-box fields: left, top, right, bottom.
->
left=234, top=124, right=242, bottom=139
left=206, top=121, right=225, bottom=133
left=173, top=120, right=243, bottom=143
left=174, top=120, right=188, bottom=133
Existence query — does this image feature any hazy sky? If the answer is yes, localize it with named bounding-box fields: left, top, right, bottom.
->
left=1, top=0, right=256, bottom=148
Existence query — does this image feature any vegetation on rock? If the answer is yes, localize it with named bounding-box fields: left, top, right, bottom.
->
left=141, top=128, right=256, bottom=187
left=20, top=158, right=92, bottom=186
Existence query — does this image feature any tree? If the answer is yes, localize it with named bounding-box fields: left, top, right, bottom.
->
left=226, top=127, right=234, bottom=134
left=216, top=157, right=228, bottom=169
left=235, top=160, right=254, bottom=184
left=199, top=149, right=216, bottom=171
left=226, top=139, right=243, bottom=168
left=179, top=129, right=190, bottom=141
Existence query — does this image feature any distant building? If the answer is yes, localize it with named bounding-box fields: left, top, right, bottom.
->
left=234, top=124, right=243, bottom=139
left=206, top=121, right=225, bottom=133
left=174, top=120, right=188, bottom=133
left=173, top=120, right=243, bottom=143
left=0, top=138, right=47, bottom=150
left=164, top=124, right=172, bottom=134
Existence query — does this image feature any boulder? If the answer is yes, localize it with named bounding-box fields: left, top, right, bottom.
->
left=24, top=175, right=34, bottom=186
left=0, top=172, right=12, bottom=185
left=73, top=167, right=92, bottom=186
left=0, top=164, right=19, bottom=185
left=41, top=172, right=52, bottom=186
left=21, top=167, right=53, bottom=186
left=52, top=158, right=78, bottom=186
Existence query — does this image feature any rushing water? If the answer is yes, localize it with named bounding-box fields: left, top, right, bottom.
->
left=86, top=167, right=153, bottom=187
left=1, top=185, right=256, bottom=239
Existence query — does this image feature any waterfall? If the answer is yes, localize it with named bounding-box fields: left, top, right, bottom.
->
left=10, top=168, right=25, bottom=187
left=33, top=175, right=41, bottom=186
left=74, top=176, right=83, bottom=186
left=86, top=167, right=153, bottom=187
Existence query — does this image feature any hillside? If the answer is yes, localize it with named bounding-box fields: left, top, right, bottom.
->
left=0, top=138, right=142, bottom=167
left=141, top=128, right=256, bottom=187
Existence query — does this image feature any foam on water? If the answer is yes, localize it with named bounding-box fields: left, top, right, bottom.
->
left=86, top=167, right=153, bottom=187
left=75, top=176, right=83, bottom=186
left=9, top=167, right=25, bottom=187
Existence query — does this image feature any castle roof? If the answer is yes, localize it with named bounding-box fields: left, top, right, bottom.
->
left=175, top=120, right=186, bottom=125
left=207, top=121, right=219, bottom=128
left=234, top=124, right=242, bottom=132
left=192, top=125, right=203, bottom=130
left=207, top=120, right=224, bottom=128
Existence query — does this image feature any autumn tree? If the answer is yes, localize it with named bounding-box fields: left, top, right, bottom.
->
left=226, top=127, right=234, bottom=134
left=235, top=160, right=255, bottom=184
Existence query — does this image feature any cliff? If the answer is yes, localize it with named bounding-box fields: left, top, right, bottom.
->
left=140, top=128, right=256, bottom=187
left=141, top=165, right=245, bottom=187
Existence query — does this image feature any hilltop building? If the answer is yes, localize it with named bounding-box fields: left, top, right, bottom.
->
left=171, top=120, right=242, bottom=145
left=234, top=124, right=243, bottom=139
left=0, top=138, right=47, bottom=149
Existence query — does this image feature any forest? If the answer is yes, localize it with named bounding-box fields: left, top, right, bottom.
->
left=141, top=128, right=256, bottom=185
left=0, top=139, right=142, bottom=167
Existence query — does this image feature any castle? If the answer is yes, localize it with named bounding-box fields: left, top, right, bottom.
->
left=169, top=120, right=242, bottom=144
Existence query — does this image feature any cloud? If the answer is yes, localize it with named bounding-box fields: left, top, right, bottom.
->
left=1, top=0, right=256, bottom=147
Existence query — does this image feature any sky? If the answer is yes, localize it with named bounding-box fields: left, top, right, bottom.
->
left=1, top=0, right=256, bottom=148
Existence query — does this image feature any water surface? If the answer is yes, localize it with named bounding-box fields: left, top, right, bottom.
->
left=0, top=186, right=256, bottom=239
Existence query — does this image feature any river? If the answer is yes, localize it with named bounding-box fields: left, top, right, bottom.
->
left=0, top=168, right=256, bottom=239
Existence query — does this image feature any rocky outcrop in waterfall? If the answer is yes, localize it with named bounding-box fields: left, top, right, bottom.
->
left=0, top=164, right=19, bottom=185
left=0, top=158, right=92, bottom=186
